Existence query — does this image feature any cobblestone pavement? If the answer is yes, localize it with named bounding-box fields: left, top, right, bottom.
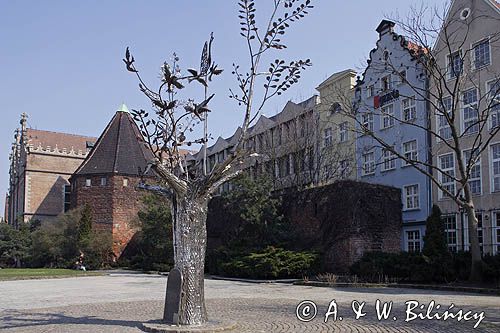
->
left=1, top=273, right=499, bottom=332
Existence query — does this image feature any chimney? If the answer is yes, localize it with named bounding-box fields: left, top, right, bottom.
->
left=376, top=20, right=395, bottom=36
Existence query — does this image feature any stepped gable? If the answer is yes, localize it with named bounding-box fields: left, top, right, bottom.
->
left=75, top=104, right=155, bottom=176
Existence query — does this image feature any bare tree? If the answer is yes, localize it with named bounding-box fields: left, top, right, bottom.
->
left=123, top=0, right=313, bottom=325
left=343, top=2, right=500, bottom=281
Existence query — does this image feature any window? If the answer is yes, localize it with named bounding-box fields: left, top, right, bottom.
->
left=100, top=177, right=107, bottom=186
left=123, top=178, right=129, bottom=187
left=403, top=184, right=420, bottom=210
left=439, top=153, right=455, bottom=199
left=278, top=156, right=288, bottom=177
left=463, top=212, right=483, bottom=253
left=361, top=113, right=373, bottom=133
left=366, top=85, right=374, bottom=98
left=382, top=75, right=392, bottom=91
left=493, top=211, right=500, bottom=254
left=491, top=143, right=500, bottom=192
left=447, top=50, right=463, bottom=79
left=402, top=97, right=416, bottom=121
left=398, top=70, right=407, bottom=84
left=277, top=126, right=283, bottom=145
left=463, top=149, right=481, bottom=195
left=323, top=164, right=332, bottom=180
left=443, top=214, right=457, bottom=252
left=217, top=151, right=225, bottom=163
left=286, top=154, right=292, bottom=175
left=488, top=79, right=500, bottom=129
left=473, top=38, right=490, bottom=69
left=85, top=178, right=91, bottom=187
left=362, top=151, right=375, bottom=176
left=330, top=102, right=342, bottom=114
left=63, top=185, right=71, bottom=212
left=407, top=230, right=421, bottom=253
left=402, top=140, right=418, bottom=166
left=299, top=116, right=306, bottom=137
left=462, top=88, right=479, bottom=134
left=382, top=148, right=396, bottom=171
left=339, top=122, right=348, bottom=142
left=383, top=50, right=389, bottom=62
left=381, top=104, right=394, bottom=129
left=438, top=96, right=453, bottom=140
left=339, top=159, right=349, bottom=178
left=324, top=127, right=333, bottom=147
left=307, top=146, right=314, bottom=171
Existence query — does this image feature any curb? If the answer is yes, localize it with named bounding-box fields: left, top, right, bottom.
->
left=209, top=275, right=298, bottom=284
left=294, top=281, right=500, bottom=295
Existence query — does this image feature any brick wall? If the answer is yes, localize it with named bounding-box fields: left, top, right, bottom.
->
left=71, top=174, right=145, bottom=258
left=207, top=180, right=402, bottom=273
left=282, top=180, right=402, bottom=272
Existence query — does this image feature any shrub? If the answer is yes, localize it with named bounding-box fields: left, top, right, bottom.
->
left=0, top=223, right=31, bottom=268
left=217, top=246, right=319, bottom=279
left=483, top=254, right=500, bottom=286
left=119, top=194, right=174, bottom=272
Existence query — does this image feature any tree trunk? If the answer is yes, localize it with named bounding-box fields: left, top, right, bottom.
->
left=169, top=194, right=209, bottom=326
left=464, top=204, right=483, bottom=282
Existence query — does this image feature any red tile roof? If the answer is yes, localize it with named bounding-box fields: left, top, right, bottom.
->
left=26, top=128, right=96, bottom=152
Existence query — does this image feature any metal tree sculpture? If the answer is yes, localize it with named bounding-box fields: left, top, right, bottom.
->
left=124, top=0, right=313, bottom=325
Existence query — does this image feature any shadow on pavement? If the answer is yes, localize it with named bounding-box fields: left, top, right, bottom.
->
left=0, top=309, right=143, bottom=331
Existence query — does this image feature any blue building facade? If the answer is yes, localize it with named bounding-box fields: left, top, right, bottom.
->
left=354, top=20, right=432, bottom=252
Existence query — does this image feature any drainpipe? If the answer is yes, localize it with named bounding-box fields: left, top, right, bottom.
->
left=424, top=75, right=433, bottom=220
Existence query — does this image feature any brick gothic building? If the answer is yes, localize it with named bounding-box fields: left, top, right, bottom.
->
left=70, top=104, right=154, bottom=257
left=7, top=113, right=96, bottom=226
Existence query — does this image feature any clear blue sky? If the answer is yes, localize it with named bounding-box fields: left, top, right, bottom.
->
left=0, top=1, right=444, bottom=218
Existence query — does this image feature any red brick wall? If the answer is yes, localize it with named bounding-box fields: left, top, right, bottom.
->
left=71, top=174, right=145, bottom=258
left=283, top=180, right=402, bottom=273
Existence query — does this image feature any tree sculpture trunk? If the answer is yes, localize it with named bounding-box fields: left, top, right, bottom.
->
left=170, top=193, right=209, bottom=325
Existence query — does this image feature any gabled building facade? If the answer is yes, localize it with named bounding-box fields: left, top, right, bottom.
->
left=315, top=69, right=358, bottom=183
left=430, top=0, right=500, bottom=255
left=7, top=113, right=96, bottom=226
left=354, top=20, right=432, bottom=252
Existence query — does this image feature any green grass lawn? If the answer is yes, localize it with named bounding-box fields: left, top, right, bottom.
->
left=0, top=268, right=103, bottom=281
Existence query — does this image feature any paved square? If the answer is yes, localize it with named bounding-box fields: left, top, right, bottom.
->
left=0, top=273, right=499, bottom=332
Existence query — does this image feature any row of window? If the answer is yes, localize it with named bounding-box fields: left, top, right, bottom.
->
left=324, top=122, right=349, bottom=146
left=245, top=112, right=314, bottom=152
left=407, top=210, right=500, bottom=254
left=437, top=82, right=500, bottom=140
left=358, top=96, right=417, bottom=134
left=447, top=38, right=491, bottom=79
left=443, top=211, right=500, bottom=254
left=365, top=70, right=407, bottom=98
left=361, top=139, right=419, bottom=175
left=438, top=143, right=500, bottom=198
left=84, top=177, right=129, bottom=187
